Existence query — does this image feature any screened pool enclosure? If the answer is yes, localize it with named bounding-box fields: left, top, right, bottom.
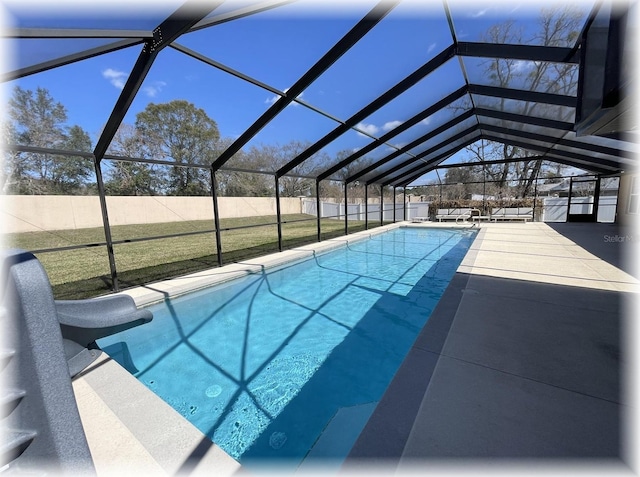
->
left=1, top=0, right=636, bottom=298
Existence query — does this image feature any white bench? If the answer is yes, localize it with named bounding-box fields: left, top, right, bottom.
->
left=490, top=207, right=533, bottom=222
left=435, top=208, right=472, bottom=223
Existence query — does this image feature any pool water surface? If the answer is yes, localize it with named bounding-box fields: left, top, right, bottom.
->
left=97, top=226, right=476, bottom=467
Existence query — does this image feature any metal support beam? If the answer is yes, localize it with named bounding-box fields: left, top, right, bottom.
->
left=403, top=187, right=407, bottom=221
left=479, top=123, right=626, bottom=160
left=364, top=185, right=369, bottom=230
left=367, top=125, right=480, bottom=185
left=316, top=180, right=322, bottom=242
left=475, top=108, right=574, bottom=131
left=346, top=109, right=475, bottom=184
left=212, top=0, right=398, bottom=172
left=380, top=185, right=384, bottom=227
left=189, top=0, right=298, bottom=32
left=278, top=44, right=457, bottom=177
left=393, top=186, right=396, bottom=223
left=3, top=39, right=143, bottom=82
left=344, top=182, right=349, bottom=235
left=479, top=131, right=622, bottom=171
left=394, top=135, right=482, bottom=187
left=457, top=42, right=578, bottom=63
left=6, top=28, right=152, bottom=39
left=93, top=156, right=119, bottom=292
left=275, top=175, right=283, bottom=252
left=480, top=134, right=617, bottom=174
left=469, top=84, right=577, bottom=107
left=211, top=169, right=223, bottom=267
left=94, top=1, right=220, bottom=161
left=318, top=87, right=468, bottom=182
left=434, top=155, right=547, bottom=169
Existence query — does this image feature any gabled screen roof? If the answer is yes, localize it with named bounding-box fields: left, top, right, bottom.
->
left=2, top=0, right=635, bottom=187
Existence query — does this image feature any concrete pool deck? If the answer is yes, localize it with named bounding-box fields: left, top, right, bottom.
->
left=71, top=221, right=638, bottom=475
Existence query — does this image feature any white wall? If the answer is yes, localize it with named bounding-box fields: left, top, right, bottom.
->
left=1, top=195, right=303, bottom=233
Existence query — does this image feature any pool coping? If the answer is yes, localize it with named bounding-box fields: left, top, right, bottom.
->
left=73, top=220, right=477, bottom=475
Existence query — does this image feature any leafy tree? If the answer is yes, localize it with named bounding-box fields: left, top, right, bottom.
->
left=135, top=100, right=220, bottom=196
left=105, top=123, right=166, bottom=195
left=51, top=125, right=93, bottom=194
left=5, top=86, right=93, bottom=194
left=215, top=138, right=272, bottom=197
left=1, top=121, right=25, bottom=193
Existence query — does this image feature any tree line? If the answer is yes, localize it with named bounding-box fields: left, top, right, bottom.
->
left=1, top=87, right=372, bottom=199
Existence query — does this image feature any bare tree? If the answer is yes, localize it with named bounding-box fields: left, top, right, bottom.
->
left=465, top=6, right=585, bottom=197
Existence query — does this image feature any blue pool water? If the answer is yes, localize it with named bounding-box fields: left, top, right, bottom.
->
left=97, top=226, right=476, bottom=466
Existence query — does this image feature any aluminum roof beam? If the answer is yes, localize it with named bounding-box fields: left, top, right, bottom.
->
left=479, top=124, right=626, bottom=165
left=316, top=86, right=468, bottom=181
left=4, top=28, right=153, bottom=39
left=456, top=42, right=579, bottom=64
left=373, top=117, right=623, bottom=187
left=475, top=108, right=575, bottom=131
left=277, top=44, right=457, bottom=178
left=317, top=80, right=578, bottom=186
left=2, top=39, right=144, bottom=82
left=353, top=105, right=583, bottom=186
left=363, top=125, right=480, bottom=185
left=346, top=110, right=476, bottom=184
left=480, top=134, right=620, bottom=173
left=395, top=149, right=611, bottom=187
left=211, top=0, right=399, bottom=172
left=93, top=1, right=223, bottom=161
left=189, top=0, right=298, bottom=32
left=469, top=84, right=577, bottom=107
left=434, top=155, right=548, bottom=169
left=389, top=135, right=483, bottom=187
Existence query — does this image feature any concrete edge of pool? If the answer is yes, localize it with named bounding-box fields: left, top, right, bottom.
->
left=72, top=221, right=637, bottom=475
left=72, top=221, right=478, bottom=475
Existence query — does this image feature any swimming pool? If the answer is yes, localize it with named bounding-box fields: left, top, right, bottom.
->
left=97, top=226, right=476, bottom=467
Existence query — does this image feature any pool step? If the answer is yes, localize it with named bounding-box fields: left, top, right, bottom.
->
left=298, top=401, right=378, bottom=472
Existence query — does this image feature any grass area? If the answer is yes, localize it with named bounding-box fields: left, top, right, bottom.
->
left=2, top=214, right=384, bottom=299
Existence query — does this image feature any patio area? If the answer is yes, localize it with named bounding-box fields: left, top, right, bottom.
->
left=345, top=221, right=637, bottom=474
left=71, top=221, right=638, bottom=475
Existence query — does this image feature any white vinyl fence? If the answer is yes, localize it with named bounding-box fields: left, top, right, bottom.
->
left=542, top=196, right=617, bottom=223
left=302, top=199, right=413, bottom=221
left=297, top=197, right=619, bottom=224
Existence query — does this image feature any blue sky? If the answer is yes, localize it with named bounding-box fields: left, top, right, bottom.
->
left=2, top=0, right=594, bottom=184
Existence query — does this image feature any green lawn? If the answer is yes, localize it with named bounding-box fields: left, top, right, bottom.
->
left=2, top=214, right=382, bottom=299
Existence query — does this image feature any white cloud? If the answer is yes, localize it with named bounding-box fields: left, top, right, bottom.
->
left=383, top=120, right=403, bottom=131
left=265, top=94, right=281, bottom=105
left=421, top=117, right=431, bottom=126
left=143, top=81, right=167, bottom=98
left=427, top=43, right=437, bottom=54
left=471, top=8, right=488, bottom=18
left=355, top=122, right=379, bottom=137
left=265, top=89, right=303, bottom=106
left=102, top=68, right=127, bottom=89
left=512, top=60, right=529, bottom=72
